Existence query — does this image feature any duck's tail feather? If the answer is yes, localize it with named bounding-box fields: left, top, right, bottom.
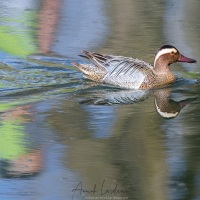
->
left=71, top=62, right=80, bottom=68
left=71, top=62, right=105, bottom=82
left=79, top=50, right=108, bottom=71
left=78, top=54, right=88, bottom=59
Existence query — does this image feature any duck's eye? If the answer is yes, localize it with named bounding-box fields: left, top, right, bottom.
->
left=171, top=51, right=177, bottom=55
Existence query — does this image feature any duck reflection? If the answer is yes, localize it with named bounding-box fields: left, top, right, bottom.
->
left=80, top=87, right=196, bottom=119
left=154, top=88, right=196, bottom=119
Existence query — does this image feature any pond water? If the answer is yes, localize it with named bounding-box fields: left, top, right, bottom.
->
left=0, top=1, right=200, bottom=200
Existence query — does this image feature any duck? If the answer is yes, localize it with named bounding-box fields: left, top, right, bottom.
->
left=72, top=45, right=196, bottom=89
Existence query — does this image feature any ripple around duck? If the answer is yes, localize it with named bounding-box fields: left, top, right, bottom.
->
left=0, top=56, right=84, bottom=104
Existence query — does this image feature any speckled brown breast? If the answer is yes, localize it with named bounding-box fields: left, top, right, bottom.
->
left=139, top=72, right=175, bottom=89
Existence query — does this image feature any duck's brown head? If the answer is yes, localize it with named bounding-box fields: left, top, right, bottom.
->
left=154, top=45, right=196, bottom=72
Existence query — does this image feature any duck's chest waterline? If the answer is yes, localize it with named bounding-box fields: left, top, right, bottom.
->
left=139, top=72, right=175, bottom=89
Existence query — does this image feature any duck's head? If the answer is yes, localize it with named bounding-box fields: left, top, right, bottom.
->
left=154, top=45, right=196, bottom=72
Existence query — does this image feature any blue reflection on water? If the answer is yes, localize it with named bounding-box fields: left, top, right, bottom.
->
left=83, top=105, right=116, bottom=139
left=53, top=0, right=108, bottom=57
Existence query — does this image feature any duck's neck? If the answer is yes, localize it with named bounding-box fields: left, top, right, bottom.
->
left=153, top=59, right=171, bottom=74
left=152, top=58, right=175, bottom=87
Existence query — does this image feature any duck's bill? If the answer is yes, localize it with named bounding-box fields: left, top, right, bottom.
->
left=178, top=54, right=197, bottom=63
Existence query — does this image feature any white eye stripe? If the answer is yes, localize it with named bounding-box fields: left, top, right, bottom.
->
left=154, top=48, right=177, bottom=65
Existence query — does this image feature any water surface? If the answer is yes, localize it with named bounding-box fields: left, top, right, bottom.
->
left=0, top=1, right=200, bottom=200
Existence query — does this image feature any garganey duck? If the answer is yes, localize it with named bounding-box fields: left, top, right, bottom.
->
left=72, top=45, right=196, bottom=89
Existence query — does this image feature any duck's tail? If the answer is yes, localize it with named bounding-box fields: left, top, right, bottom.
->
left=71, top=62, right=105, bottom=82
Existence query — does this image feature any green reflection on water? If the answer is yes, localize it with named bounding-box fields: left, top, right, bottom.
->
left=0, top=25, right=36, bottom=56
left=0, top=120, right=26, bottom=160
left=0, top=10, right=37, bottom=56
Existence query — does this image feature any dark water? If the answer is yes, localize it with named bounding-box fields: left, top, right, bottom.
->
left=0, top=1, right=200, bottom=200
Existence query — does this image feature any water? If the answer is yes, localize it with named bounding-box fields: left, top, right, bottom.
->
left=0, top=1, right=200, bottom=200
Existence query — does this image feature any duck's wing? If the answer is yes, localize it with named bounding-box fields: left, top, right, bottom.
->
left=103, top=56, right=154, bottom=89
